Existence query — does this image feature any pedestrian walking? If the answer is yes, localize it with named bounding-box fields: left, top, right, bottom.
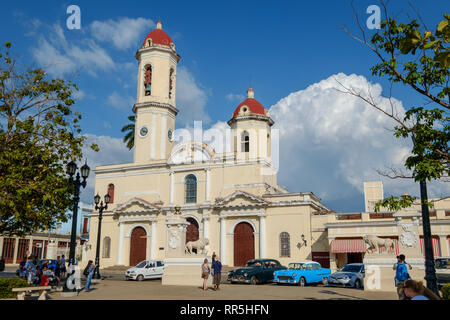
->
left=60, top=255, right=67, bottom=279
left=402, top=279, right=440, bottom=300
left=18, top=257, right=27, bottom=278
left=211, top=256, right=222, bottom=291
left=201, top=258, right=211, bottom=291
left=83, top=260, right=96, bottom=292
left=393, top=254, right=412, bottom=300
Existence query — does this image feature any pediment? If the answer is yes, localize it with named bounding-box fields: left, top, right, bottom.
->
left=113, top=197, right=160, bottom=214
left=215, top=191, right=269, bottom=208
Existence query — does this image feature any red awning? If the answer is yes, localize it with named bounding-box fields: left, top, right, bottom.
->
left=330, top=239, right=366, bottom=253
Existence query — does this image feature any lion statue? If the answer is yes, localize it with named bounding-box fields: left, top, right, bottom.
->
left=185, top=238, right=210, bottom=255
left=363, top=235, right=395, bottom=253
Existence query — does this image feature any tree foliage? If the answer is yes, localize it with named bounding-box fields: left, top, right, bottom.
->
left=0, top=42, right=98, bottom=235
left=121, top=114, right=135, bottom=150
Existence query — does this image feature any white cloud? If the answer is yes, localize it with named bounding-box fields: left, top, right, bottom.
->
left=268, top=73, right=450, bottom=208
left=106, top=91, right=135, bottom=110
left=90, top=17, right=154, bottom=50
left=176, top=66, right=211, bottom=125
left=225, top=93, right=245, bottom=101
left=32, top=23, right=115, bottom=78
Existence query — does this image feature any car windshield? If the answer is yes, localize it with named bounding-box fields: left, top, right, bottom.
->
left=135, top=261, right=147, bottom=268
left=342, top=265, right=362, bottom=273
left=288, top=263, right=306, bottom=270
left=246, top=261, right=262, bottom=267
left=435, top=259, right=449, bottom=269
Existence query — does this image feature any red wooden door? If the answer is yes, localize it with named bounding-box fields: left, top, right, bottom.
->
left=32, top=240, right=43, bottom=259
left=129, top=227, right=147, bottom=266
left=233, top=222, right=255, bottom=266
left=17, top=239, right=30, bottom=262
left=186, top=218, right=199, bottom=243
left=312, top=252, right=330, bottom=268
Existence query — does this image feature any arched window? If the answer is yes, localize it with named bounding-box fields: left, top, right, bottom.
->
left=107, top=184, right=115, bottom=204
left=280, top=232, right=290, bottom=257
left=241, top=131, right=249, bottom=153
left=102, top=237, right=111, bottom=258
left=185, top=174, right=197, bottom=204
left=144, top=65, right=152, bottom=96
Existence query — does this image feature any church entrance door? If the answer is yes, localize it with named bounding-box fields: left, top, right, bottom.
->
left=130, top=227, right=147, bottom=266
left=233, top=222, right=255, bottom=266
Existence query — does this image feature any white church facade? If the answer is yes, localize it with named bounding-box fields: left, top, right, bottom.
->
left=86, top=21, right=332, bottom=268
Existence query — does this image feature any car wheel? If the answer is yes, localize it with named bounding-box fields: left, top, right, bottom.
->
left=136, top=275, right=144, bottom=281
left=322, top=277, right=329, bottom=286
left=354, top=280, right=361, bottom=289
left=298, top=277, right=306, bottom=287
left=250, top=276, right=258, bottom=285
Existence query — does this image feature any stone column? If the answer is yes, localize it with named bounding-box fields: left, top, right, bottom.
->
left=220, top=217, right=227, bottom=265
left=259, top=215, right=266, bottom=259
left=169, top=171, right=174, bottom=204
left=205, top=168, right=210, bottom=203
left=150, top=220, right=157, bottom=260
left=203, top=213, right=209, bottom=240
left=438, top=235, right=448, bottom=257
left=12, top=237, right=19, bottom=264
left=0, top=237, right=4, bottom=258
left=28, top=236, right=33, bottom=258
left=117, top=222, right=124, bottom=265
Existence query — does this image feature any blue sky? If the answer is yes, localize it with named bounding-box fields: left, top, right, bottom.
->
left=1, top=0, right=449, bottom=216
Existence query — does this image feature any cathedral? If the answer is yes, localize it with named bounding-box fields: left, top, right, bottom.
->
left=87, top=21, right=331, bottom=268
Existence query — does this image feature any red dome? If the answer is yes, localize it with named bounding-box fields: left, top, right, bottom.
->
left=142, top=21, right=173, bottom=47
left=232, top=89, right=266, bottom=118
left=232, top=98, right=266, bottom=117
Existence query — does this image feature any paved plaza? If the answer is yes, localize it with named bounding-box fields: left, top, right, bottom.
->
left=49, top=278, right=397, bottom=300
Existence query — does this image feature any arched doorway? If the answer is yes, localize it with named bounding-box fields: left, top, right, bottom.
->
left=129, top=227, right=147, bottom=266
left=186, top=218, right=199, bottom=242
left=233, top=222, right=255, bottom=266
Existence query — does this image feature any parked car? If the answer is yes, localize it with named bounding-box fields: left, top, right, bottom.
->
left=227, top=259, right=286, bottom=285
left=435, top=257, right=450, bottom=289
left=273, top=261, right=331, bottom=286
left=125, top=260, right=165, bottom=281
left=328, top=263, right=365, bottom=289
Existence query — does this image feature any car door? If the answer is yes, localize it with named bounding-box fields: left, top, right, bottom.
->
left=155, top=261, right=164, bottom=277
left=305, top=263, right=314, bottom=283
left=145, top=261, right=156, bottom=278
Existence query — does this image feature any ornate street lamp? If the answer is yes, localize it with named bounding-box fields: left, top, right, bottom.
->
left=93, top=193, right=110, bottom=279
left=65, top=160, right=89, bottom=291
left=66, top=160, right=90, bottom=267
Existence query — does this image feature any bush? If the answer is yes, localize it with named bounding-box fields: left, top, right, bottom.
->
left=0, top=278, right=29, bottom=299
left=441, top=283, right=450, bottom=300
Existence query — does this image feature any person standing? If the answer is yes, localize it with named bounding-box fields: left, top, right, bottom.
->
left=84, top=260, right=96, bottom=292
left=24, top=257, right=36, bottom=285
left=60, top=255, right=67, bottom=279
left=211, top=256, right=222, bottom=291
left=201, top=259, right=211, bottom=291
left=393, top=254, right=411, bottom=299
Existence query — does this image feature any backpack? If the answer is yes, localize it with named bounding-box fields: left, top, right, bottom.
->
left=396, top=263, right=409, bottom=281
left=83, top=266, right=89, bottom=276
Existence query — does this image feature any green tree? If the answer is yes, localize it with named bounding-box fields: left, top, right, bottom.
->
left=121, top=114, right=135, bottom=150
left=341, top=1, right=449, bottom=295
left=0, top=42, right=98, bottom=236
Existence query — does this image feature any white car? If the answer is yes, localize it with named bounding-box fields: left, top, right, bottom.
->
left=125, top=260, right=165, bottom=281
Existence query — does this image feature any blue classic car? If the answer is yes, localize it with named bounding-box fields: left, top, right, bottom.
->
left=328, top=263, right=365, bottom=289
left=228, top=259, right=287, bottom=285
left=273, top=261, right=331, bottom=286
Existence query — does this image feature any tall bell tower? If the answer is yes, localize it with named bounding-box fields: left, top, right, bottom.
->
left=133, top=20, right=180, bottom=163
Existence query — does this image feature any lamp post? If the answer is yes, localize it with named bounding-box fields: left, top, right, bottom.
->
left=93, top=193, right=110, bottom=279
left=66, top=160, right=90, bottom=267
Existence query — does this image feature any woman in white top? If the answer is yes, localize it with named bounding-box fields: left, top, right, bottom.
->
left=201, top=259, right=211, bottom=291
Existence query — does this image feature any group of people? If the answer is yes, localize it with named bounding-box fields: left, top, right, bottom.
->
left=200, top=252, right=222, bottom=291
left=393, top=254, right=441, bottom=300
left=17, top=255, right=67, bottom=287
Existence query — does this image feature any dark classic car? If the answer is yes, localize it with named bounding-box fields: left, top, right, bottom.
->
left=435, top=257, right=450, bottom=289
left=227, top=259, right=287, bottom=285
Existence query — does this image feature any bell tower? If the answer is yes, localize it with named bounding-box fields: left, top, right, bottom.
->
left=133, top=20, right=180, bottom=164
